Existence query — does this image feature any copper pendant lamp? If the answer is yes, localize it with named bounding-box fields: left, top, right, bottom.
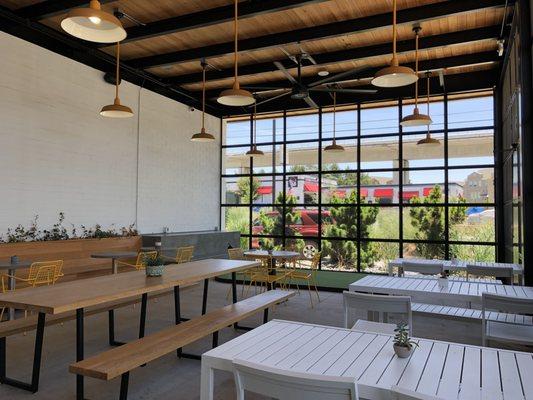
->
left=324, top=92, right=345, bottom=152
left=417, top=72, right=440, bottom=146
left=217, top=0, right=255, bottom=106
left=100, top=42, right=133, bottom=118
left=246, top=103, right=264, bottom=156
left=372, top=0, right=418, bottom=88
left=61, top=0, right=126, bottom=44
left=401, top=26, right=433, bottom=127
left=191, top=61, right=215, bottom=142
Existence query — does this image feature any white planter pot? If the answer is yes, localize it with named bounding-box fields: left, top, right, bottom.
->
left=393, top=344, right=413, bottom=358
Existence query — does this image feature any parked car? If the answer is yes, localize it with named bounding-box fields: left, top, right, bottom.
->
left=251, top=209, right=333, bottom=259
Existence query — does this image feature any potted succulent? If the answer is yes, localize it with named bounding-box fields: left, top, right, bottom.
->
left=393, top=323, right=418, bottom=358
left=144, top=253, right=165, bottom=277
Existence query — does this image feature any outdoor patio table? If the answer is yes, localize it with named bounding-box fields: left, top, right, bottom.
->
left=244, top=250, right=300, bottom=269
left=0, top=259, right=32, bottom=320
left=0, top=258, right=260, bottom=397
left=91, top=251, right=139, bottom=274
left=201, top=319, right=533, bottom=400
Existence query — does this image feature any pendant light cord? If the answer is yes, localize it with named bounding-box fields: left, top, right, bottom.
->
left=392, top=0, right=397, bottom=64
left=414, top=30, right=419, bottom=108
left=202, top=64, right=206, bottom=130
left=426, top=72, right=431, bottom=138
left=233, top=0, right=239, bottom=89
left=333, top=92, right=337, bottom=142
left=115, top=41, right=120, bottom=101
left=253, top=102, right=257, bottom=147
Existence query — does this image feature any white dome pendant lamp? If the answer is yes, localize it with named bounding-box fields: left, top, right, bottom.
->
left=246, top=103, right=264, bottom=157
left=324, top=92, right=345, bottom=152
left=417, top=72, right=440, bottom=146
left=61, top=0, right=126, bottom=44
left=100, top=42, right=133, bottom=118
left=401, top=26, right=432, bottom=127
left=372, top=0, right=418, bottom=88
left=191, top=60, right=215, bottom=142
left=217, top=0, right=255, bottom=107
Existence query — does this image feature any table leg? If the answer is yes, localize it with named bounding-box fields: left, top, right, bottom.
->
left=76, top=308, right=84, bottom=400
left=174, top=286, right=182, bottom=357
left=112, top=258, right=118, bottom=274
left=139, top=293, right=148, bottom=339
left=7, top=268, right=15, bottom=320
left=200, top=362, right=214, bottom=400
left=202, top=279, right=209, bottom=315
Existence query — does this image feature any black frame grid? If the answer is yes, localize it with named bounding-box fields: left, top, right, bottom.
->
left=221, top=93, right=497, bottom=272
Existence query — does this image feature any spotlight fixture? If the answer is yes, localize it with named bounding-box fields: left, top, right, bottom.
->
left=217, top=0, right=255, bottom=106
left=246, top=103, right=264, bottom=157
left=191, top=60, right=215, bottom=142
left=100, top=42, right=133, bottom=118
left=61, top=0, right=126, bottom=43
left=324, top=92, right=345, bottom=152
left=372, top=0, right=417, bottom=88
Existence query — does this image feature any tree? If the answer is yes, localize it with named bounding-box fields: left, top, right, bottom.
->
left=408, top=185, right=467, bottom=259
left=236, top=177, right=260, bottom=204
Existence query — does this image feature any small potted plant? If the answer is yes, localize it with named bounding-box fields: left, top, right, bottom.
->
left=393, top=323, right=418, bottom=358
left=144, top=254, right=165, bottom=277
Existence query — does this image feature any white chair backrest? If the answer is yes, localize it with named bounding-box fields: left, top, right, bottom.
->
left=482, top=293, right=533, bottom=315
left=233, top=359, right=359, bottom=400
left=400, top=261, right=443, bottom=276
left=343, top=291, right=412, bottom=334
left=390, top=386, right=445, bottom=400
left=467, top=264, right=513, bottom=282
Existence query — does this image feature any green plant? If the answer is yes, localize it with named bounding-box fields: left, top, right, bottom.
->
left=235, top=176, right=260, bottom=204
left=393, top=323, right=418, bottom=349
left=143, top=254, right=164, bottom=266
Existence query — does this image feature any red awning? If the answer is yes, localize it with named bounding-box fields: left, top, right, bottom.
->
left=423, top=187, right=434, bottom=196
left=360, top=188, right=368, bottom=197
left=402, top=190, right=419, bottom=199
left=304, top=182, right=319, bottom=192
left=257, top=186, right=272, bottom=195
left=374, top=188, right=394, bottom=198
left=333, top=190, right=346, bottom=198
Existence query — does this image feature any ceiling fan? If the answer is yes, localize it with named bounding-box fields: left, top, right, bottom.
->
left=243, top=52, right=377, bottom=108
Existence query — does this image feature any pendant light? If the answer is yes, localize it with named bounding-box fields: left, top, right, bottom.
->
left=61, top=0, right=126, bottom=44
left=100, top=42, right=133, bottom=118
left=217, top=0, right=255, bottom=106
left=417, top=72, right=440, bottom=146
left=324, top=92, right=345, bottom=152
left=372, top=0, right=418, bottom=88
left=401, top=26, right=432, bottom=127
left=246, top=103, right=264, bottom=156
left=191, top=61, right=215, bottom=142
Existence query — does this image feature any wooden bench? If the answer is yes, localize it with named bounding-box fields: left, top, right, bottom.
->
left=69, top=290, right=295, bottom=399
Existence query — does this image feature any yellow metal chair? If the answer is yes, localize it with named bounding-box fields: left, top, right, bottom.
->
left=2, top=261, right=61, bottom=288
left=225, top=248, right=259, bottom=299
left=116, top=251, right=157, bottom=271
left=164, top=246, right=195, bottom=264
left=287, top=252, right=321, bottom=307
left=247, top=257, right=289, bottom=295
left=0, top=276, right=6, bottom=321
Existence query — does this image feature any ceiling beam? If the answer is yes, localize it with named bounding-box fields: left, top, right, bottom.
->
left=110, top=0, right=328, bottom=46
left=128, top=0, right=509, bottom=69
left=175, top=26, right=500, bottom=86
left=16, top=0, right=115, bottom=21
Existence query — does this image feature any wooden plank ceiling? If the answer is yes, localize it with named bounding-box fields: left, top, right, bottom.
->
left=0, top=0, right=511, bottom=116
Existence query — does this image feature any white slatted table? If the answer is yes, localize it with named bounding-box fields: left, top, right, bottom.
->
left=349, top=275, right=533, bottom=306
left=200, top=319, right=533, bottom=400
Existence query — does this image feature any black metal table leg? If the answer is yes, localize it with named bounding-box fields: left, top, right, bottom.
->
left=202, top=278, right=209, bottom=315
left=119, top=372, right=130, bottom=400
left=174, top=285, right=183, bottom=357
left=0, top=312, right=46, bottom=393
left=108, top=309, right=126, bottom=347
left=139, top=293, right=148, bottom=339
left=76, top=308, right=84, bottom=400
left=263, top=308, right=269, bottom=324
left=232, top=272, right=238, bottom=304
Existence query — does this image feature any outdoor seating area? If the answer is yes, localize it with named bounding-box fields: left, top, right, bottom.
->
left=1, top=0, right=533, bottom=399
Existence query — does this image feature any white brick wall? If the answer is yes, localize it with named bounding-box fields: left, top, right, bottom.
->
left=0, top=32, right=220, bottom=236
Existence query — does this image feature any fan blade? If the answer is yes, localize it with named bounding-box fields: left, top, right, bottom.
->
left=252, top=90, right=291, bottom=107
left=304, top=95, right=319, bottom=108
left=308, top=66, right=369, bottom=88
left=274, top=61, right=298, bottom=84
left=311, top=87, right=377, bottom=94
left=241, top=85, right=291, bottom=91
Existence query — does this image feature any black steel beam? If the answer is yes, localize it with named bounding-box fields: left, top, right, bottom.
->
left=16, top=0, right=115, bottom=20
left=128, top=0, right=509, bottom=69
left=111, top=0, right=328, bottom=46
left=177, top=28, right=500, bottom=86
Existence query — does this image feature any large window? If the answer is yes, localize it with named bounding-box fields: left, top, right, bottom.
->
left=221, top=93, right=496, bottom=273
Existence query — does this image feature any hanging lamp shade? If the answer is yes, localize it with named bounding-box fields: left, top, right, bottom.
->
left=61, top=0, right=126, bottom=43
left=100, top=42, right=133, bottom=118
left=192, top=61, right=215, bottom=142
left=372, top=0, right=417, bottom=88
left=324, top=92, right=344, bottom=152
left=246, top=145, right=265, bottom=156
left=217, top=0, right=255, bottom=106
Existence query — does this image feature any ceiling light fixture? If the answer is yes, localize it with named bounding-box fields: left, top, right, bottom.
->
left=324, top=92, right=345, bottom=152
left=100, top=42, right=133, bottom=118
left=417, top=72, right=440, bottom=146
left=191, top=60, right=215, bottom=142
left=246, top=103, right=264, bottom=156
left=217, top=0, right=255, bottom=107
left=401, top=26, right=432, bottom=127
left=61, top=0, right=126, bottom=43
left=372, top=0, right=418, bottom=88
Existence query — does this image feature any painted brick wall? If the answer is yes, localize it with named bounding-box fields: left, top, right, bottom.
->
left=0, top=32, right=220, bottom=236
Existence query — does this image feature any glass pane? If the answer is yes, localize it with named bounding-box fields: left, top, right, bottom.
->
left=222, top=177, right=250, bottom=205
left=251, top=145, right=274, bottom=174
left=361, top=103, right=398, bottom=136
left=448, top=130, right=494, bottom=166
left=223, top=207, right=249, bottom=237
left=360, top=171, right=396, bottom=204
left=449, top=168, right=494, bottom=203
left=403, top=242, right=445, bottom=260
left=322, top=239, right=357, bottom=271
left=321, top=173, right=358, bottom=204
left=364, top=241, right=399, bottom=273
left=256, top=117, right=283, bottom=144
left=285, top=206, right=319, bottom=238
left=223, top=146, right=250, bottom=175
left=404, top=170, right=445, bottom=203
left=322, top=206, right=357, bottom=238
left=401, top=99, right=444, bottom=133
left=448, top=96, right=494, bottom=130
left=322, top=138, right=357, bottom=170
left=286, top=142, right=318, bottom=172
left=449, top=244, right=495, bottom=262
left=224, top=120, right=249, bottom=146
left=322, top=109, right=357, bottom=139
left=361, top=136, right=398, bottom=170
left=449, top=206, right=495, bottom=242
left=365, top=206, right=399, bottom=239
left=251, top=176, right=279, bottom=205
left=403, top=132, right=445, bottom=168
left=285, top=174, right=319, bottom=205
left=286, top=113, right=319, bottom=141
left=403, top=205, right=445, bottom=245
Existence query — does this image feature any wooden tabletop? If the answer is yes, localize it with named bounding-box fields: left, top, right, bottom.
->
left=90, top=251, right=139, bottom=259
left=202, top=320, right=533, bottom=400
left=244, top=250, right=300, bottom=259
left=0, top=259, right=260, bottom=315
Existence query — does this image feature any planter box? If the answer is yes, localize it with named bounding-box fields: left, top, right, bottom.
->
left=0, top=236, right=141, bottom=281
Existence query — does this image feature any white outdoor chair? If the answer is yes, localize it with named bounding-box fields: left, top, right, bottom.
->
left=399, top=261, right=444, bottom=277
left=233, top=358, right=359, bottom=400
left=343, top=291, right=412, bottom=336
left=390, top=386, right=445, bottom=400
left=482, top=293, right=533, bottom=347
left=467, top=264, right=514, bottom=285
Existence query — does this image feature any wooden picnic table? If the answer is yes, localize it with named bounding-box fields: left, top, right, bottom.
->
left=0, top=258, right=260, bottom=397
left=201, top=319, right=533, bottom=400
left=0, top=259, right=33, bottom=320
